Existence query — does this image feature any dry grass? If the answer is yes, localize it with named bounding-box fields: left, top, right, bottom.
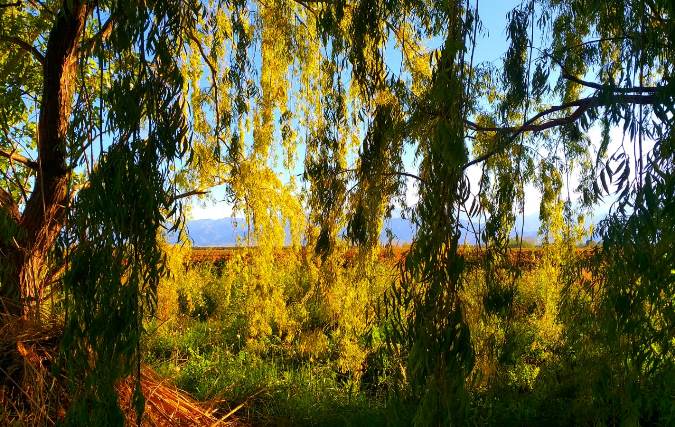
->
left=117, top=367, right=245, bottom=426
left=0, top=315, right=245, bottom=426
left=0, top=314, right=64, bottom=425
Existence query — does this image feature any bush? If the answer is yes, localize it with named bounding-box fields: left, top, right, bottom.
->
left=147, top=241, right=673, bottom=425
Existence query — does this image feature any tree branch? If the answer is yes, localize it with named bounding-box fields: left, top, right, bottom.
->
left=288, top=0, right=322, bottom=19
left=27, top=0, right=55, bottom=16
left=170, top=178, right=230, bottom=202
left=338, top=167, right=427, bottom=185
left=560, top=70, right=659, bottom=94
left=0, top=1, right=21, bottom=8
left=78, top=14, right=113, bottom=57
left=186, top=32, right=221, bottom=135
left=0, top=148, right=38, bottom=170
left=21, top=0, right=90, bottom=258
left=171, top=189, right=210, bottom=201
left=543, top=47, right=659, bottom=95
left=464, top=93, right=658, bottom=169
left=0, top=35, right=45, bottom=65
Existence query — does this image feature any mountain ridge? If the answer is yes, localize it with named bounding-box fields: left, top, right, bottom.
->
left=175, top=216, right=546, bottom=247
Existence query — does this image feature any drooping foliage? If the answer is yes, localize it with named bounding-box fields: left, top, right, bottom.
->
left=385, top=4, right=476, bottom=424
left=58, top=1, right=197, bottom=422
left=1, top=0, right=674, bottom=424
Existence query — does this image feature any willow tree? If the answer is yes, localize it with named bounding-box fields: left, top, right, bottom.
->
left=0, top=0, right=445, bottom=421
left=0, top=0, right=672, bottom=424
left=304, top=0, right=673, bottom=423
left=381, top=0, right=674, bottom=424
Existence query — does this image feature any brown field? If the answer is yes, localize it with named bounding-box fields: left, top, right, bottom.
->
left=189, top=245, right=595, bottom=268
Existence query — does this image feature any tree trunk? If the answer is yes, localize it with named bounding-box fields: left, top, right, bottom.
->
left=0, top=1, right=89, bottom=318
left=0, top=248, right=51, bottom=317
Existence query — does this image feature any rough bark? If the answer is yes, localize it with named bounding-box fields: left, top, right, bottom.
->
left=0, top=1, right=89, bottom=317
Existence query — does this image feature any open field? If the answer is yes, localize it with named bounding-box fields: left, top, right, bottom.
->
left=137, top=242, right=663, bottom=426
left=189, top=245, right=595, bottom=268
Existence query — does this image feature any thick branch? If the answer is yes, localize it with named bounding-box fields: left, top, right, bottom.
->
left=0, top=35, right=45, bottom=65
left=464, top=93, right=658, bottom=169
left=0, top=148, right=38, bottom=169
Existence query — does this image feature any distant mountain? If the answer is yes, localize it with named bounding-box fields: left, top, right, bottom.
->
left=380, top=217, right=417, bottom=244
left=168, top=218, right=250, bottom=246
left=381, top=216, right=547, bottom=245
left=174, top=215, right=548, bottom=247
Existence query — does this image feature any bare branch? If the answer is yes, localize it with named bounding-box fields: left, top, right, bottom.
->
left=0, top=35, right=45, bottom=65
left=0, top=1, right=21, bottom=8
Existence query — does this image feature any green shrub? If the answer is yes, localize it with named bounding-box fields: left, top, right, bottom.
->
left=147, top=241, right=673, bottom=425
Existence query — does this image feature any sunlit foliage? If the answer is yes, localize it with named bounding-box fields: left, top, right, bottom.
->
left=1, top=0, right=673, bottom=424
